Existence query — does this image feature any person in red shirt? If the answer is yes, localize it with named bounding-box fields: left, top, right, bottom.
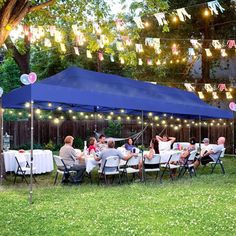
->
left=88, top=137, right=97, bottom=155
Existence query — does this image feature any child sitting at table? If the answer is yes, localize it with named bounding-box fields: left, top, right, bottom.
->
left=88, top=137, right=97, bottom=155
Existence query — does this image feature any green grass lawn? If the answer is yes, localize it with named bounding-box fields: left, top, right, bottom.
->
left=0, top=156, right=236, bottom=236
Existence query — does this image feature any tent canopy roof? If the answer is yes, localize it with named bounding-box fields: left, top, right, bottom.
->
left=2, top=66, right=233, bottom=119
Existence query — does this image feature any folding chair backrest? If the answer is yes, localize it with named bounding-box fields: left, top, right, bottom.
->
left=169, top=152, right=181, bottom=163
left=104, top=156, right=120, bottom=168
left=188, top=150, right=197, bottom=161
left=220, top=148, right=226, bottom=158
left=126, top=155, right=140, bottom=166
left=15, top=153, right=27, bottom=168
left=144, top=154, right=161, bottom=165
left=53, top=155, right=65, bottom=168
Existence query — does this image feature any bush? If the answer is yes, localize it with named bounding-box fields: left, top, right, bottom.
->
left=44, top=140, right=55, bottom=151
left=73, top=137, right=84, bottom=150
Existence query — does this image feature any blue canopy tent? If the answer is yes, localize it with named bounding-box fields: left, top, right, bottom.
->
left=2, top=66, right=233, bottom=119
left=1, top=66, right=233, bottom=203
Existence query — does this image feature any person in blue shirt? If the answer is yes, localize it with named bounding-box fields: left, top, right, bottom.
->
left=124, top=138, right=135, bottom=152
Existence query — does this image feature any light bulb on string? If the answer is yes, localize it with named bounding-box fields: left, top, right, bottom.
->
left=203, top=9, right=210, bottom=17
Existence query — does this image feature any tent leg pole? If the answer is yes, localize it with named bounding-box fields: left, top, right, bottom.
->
left=233, top=119, right=235, bottom=157
left=0, top=97, right=4, bottom=185
left=199, top=116, right=201, bottom=149
left=141, top=111, right=144, bottom=147
left=29, top=100, right=34, bottom=204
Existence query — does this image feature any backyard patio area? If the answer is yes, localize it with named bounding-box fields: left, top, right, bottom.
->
left=1, top=155, right=236, bottom=236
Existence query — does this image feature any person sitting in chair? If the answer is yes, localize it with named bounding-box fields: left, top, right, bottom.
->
left=59, top=136, right=85, bottom=183
left=96, top=134, right=108, bottom=152
left=179, top=137, right=196, bottom=163
left=199, top=138, right=211, bottom=157
left=143, top=137, right=160, bottom=169
left=194, top=137, right=225, bottom=169
left=94, top=138, right=134, bottom=172
left=124, top=138, right=136, bottom=152
left=156, top=134, right=176, bottom=153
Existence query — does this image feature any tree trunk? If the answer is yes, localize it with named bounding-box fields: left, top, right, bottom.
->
left=5, top=35, right=30, bottom=74
left=0, top=0, right=56, bottom=47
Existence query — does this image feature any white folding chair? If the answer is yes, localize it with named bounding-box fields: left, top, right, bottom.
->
left=53, top=155, right=76, bottom=185
left=98, top=156, right=121, bottom=184
left=178, top=150, right=197, bottom=178
left=209, top=148, right=226, bottom=174
left=143, top=154, right=161, bottom=182
left=14, top=154, right=37, bottom=184
left=160, top=152, right=181, bottom=182
left=120, top=155, right=141, bottom=183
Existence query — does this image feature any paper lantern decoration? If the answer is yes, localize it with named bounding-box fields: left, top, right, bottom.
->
left=198, top=92, right=205, bottom=99
left=86, top=50, right=92, bottom=58
left=60, top=43, right=66, bottom=52
left=147, top=59, right=153, bottom=65
left=176, top=8, right=191, bottom=21
left=135, top=44, right=144, bottom=53
left=221, top=49, right=227, bottom=57
left=133, top=17, right=144, bottom=28
left=184, top=83, right=195, bottom=92
left=212, top=92, right=219, bottom=99
left=120, top=57, right=125, bottom=64
left=218, top=84, right=227, bottom=91
left=188, top=48, right=195, bottom=56
left=227, top=40, right=236, bottom=48
left=212, top=40, right=222, bottom=49
left=190, top=39, right=201, bottom=48
left=205, top=84, right=213, bottom=92
left=98, top=52, right=104, bottom=61
left=44, top=38, right=52, bottom=47
left=116, top=42, right=124, bottom=51
left=226, top=92, right=233, bottom=99
left=205, top=49, right=212, bottom=57
left=138, top=58, right=143, bottom=65
left=110, top=55, right=114, bottom=62
left=115, top=19, right=125, bottom=31
left=154, top=13, right=168, bottom=26
left=74, top=47, right=80, bottom=55
left=207, top=0, right=225, bottom=15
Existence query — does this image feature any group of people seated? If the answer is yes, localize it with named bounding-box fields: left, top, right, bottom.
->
left=58, top=133, right=226, bottom=184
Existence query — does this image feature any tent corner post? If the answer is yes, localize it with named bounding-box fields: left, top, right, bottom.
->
left=29, top=100, right=34, bottom=205
left=0, top=97, right=4, bottom=185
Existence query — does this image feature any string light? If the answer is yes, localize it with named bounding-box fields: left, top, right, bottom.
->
left=25, top=102, right=30, bottom=108
left=172, top=16, right=178, bottom=23
left=203, top=9, right=210, bottom=17
left=53, top=118, right=60, bottom=124
left=35, top=109, right=41, bottom=114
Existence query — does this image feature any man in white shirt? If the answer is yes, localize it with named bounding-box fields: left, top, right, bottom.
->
left=194, top=137, right=225, bottom=168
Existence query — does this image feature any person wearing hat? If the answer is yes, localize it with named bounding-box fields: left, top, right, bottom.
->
left=179, top=137, right=196, bottom=164
left=194, top=137, right=225, bottom=168
left=200, top=138, right=211, bottom=157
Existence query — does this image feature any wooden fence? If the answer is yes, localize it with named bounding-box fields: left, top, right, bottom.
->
left=3, top=119, right=235, bottom=153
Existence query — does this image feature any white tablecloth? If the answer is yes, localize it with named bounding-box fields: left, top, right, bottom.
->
left=4, top=150, right=54, bottom=174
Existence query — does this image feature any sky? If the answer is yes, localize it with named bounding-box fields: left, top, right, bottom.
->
left=108, top=0, right=133, bottom=15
